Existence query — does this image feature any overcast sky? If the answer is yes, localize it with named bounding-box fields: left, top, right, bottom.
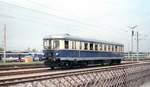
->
left=0, top=0, right=150, bottom=52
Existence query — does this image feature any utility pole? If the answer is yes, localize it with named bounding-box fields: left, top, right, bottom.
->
left=131, top=29, right=134, bottom=61
left=3, top=24, right=6, bottom=63
left=129, top=25, right=138, bottom=61
left=128, top=43, right=130, bottom=59
left=136, top=32, right=139, bottom=61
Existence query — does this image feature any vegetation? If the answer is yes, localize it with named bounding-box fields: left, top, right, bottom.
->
left=0, top=47, right=4, bottom=52
left=26, top=48, right=37, bottom=52
left=32, top=48, right=37, bottom=52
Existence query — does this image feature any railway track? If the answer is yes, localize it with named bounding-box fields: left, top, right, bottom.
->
left=0, top=63, right=45, bottom=71
left=0, top=61, right=135, bottom=76
left=0, top=68, right=50, bottom=76
left=0, top=61, right=138, bottom=86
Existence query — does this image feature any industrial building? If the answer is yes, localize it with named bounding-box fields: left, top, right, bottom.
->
left=124, top=52, right=150, bottom=60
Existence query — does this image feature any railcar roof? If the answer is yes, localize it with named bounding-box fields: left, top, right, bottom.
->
left=44, top=34, right=123, bottom=46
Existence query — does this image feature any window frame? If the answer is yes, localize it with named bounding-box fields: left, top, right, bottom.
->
left=95, top=44, right=98, bottom=51
left=84, top=43, right=88, bottom=50
left=90, top=43, right=93, bottom=50
left=43, top=39, right=51, bottom=49
left=64, top=40, right=69, bottom=49
left=53, top=40, right=59, bottom=49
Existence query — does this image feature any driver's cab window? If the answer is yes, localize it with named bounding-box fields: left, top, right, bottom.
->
left=43, top=39, right=51, bottom=49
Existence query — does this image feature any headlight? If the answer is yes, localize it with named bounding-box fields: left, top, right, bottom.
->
left=56, top=53, right=59, bottom=56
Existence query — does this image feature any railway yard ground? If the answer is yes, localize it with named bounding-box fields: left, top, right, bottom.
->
left=0, top=60, right=150, bottom=87
left=0, top=61, right=43, bottom=66
left=0, top=60, right=135, bottom=71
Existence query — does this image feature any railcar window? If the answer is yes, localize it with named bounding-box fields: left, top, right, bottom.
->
left=99, top=44, right=102, bottom=51
left=95, top=44, right=98, bottom=51
left=108, top=45, right=110, bottom=51
left=65, top=40, right=69, bottom=49
left=72, top=41, right=76, bottom=49
left=104, top=45, right=107, bottom=51
left=72, top=41, right=74, bottom=49
left=80, top=42, right=82, bottom=50
left=53, top=40, right=59, bottom=49
left=115, top=45, right=118, bottom=52
left=43, top=40, right=50, bottom=49
left=84, top=43, right=88, bottom=50
left=90, top=43, right=93, bottom=50
left=74, top=41, right=76, bottom=49
left=112, top=45, right=114, bottom=52
left=48, top=40, right=51, bottom=49
left=118, top=46, right=120, bottom=52
left=121, top=46, right=123, bottom=52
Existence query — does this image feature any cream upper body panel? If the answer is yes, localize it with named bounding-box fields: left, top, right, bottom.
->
left=43, top=34, right=124, bottom=52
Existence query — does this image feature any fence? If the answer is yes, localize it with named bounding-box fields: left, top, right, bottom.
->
left=7, top=62, right=150, bottom=87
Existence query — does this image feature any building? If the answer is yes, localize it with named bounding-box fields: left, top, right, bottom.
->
left=0, top=51, right=44, bottom=62
left=124, top=52, right=150, bottom=60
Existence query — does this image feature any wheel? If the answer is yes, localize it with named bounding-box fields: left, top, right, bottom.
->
left=108, top=60, right=112, bottom=65
left=51, top=67, right=55, bottom=69
left=111, top=59, right=121, bottom=65
left=116, top=59, right=121, bottom=64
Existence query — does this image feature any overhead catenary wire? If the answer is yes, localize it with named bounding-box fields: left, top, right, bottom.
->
left=0, top=1, right=131, bottom=51
left=25, top=0, right=119, bottom=33
left=0, top=0, right=126, bottom=43
left=0, top=2, right=94, bottom=29
left=0, top=1, right=100, bottom=28
left=0, top=1, right=111, bottom=36
left=25, top=0, right=86, bottom=21
left=0, top=1, right=121, bottom=34
left=0, top=13, right=104, bottom=37
left=25, top=0, right=59, bottom=12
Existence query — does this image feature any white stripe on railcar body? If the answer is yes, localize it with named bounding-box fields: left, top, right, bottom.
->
left=59, top=57, right=122, bottom=61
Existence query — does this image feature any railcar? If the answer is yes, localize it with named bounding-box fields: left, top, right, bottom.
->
left=43, top=34, right=124, bottom=69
